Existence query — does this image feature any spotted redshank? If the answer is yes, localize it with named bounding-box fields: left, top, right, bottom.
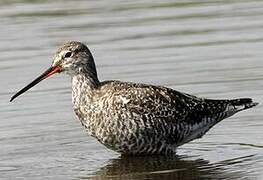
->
left=10, top=41, right=258, bottom=155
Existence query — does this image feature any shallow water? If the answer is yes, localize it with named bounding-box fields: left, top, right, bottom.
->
left=0, top=0, right=263, bottom=179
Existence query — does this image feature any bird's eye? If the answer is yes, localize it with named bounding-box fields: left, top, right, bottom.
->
left=64, top=52, right=72, bottom=58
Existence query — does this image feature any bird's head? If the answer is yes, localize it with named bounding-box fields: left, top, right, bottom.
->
left=10, top=41, right=97, bottom=102
left=52, top=41, right=96, bottom=75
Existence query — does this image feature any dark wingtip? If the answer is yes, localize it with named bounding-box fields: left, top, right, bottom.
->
left=231, top=98, right=253, bottom=105
left=246, top=102, right=259, bottom=109
left=231, top=98, right=259, bottom=111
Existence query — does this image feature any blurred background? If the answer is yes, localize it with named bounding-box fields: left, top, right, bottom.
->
left=0, top=0, right=263, bottom=179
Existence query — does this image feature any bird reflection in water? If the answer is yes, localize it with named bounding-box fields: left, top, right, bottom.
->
left=82, top=154, right=254, bottom=180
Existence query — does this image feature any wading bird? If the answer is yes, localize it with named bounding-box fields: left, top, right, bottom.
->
left=10, top=41, right=258, bottom=155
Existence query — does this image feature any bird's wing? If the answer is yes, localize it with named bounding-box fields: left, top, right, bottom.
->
left=111, top=82, right=203, bottom=123
left=114, top=82, right=238, bottom=123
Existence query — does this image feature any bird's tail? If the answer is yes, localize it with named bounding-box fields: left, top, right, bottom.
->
left=177, top=97, right=258, bottom=146
left=229, top=98, right=259, bottom=112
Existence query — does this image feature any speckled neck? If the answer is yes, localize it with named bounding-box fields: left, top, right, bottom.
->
left=71, top=71, right=99, bottom=109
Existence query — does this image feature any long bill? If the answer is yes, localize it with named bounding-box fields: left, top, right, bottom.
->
left=10, top=66, right=61, bottom=102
